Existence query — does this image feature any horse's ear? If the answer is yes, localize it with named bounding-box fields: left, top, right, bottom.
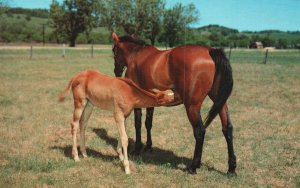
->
left=112, top=32, right=119, bottom=42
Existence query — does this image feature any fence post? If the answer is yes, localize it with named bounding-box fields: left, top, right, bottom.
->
left=263, top=49, right=269, bottom=64
left=91, top=43, right=94, bottom=58
left=62, top=44, right=65, bottom=58
left=30, top=45, right=33, bottom=59
left=42, top=24, right=45, bottom=46
left=228, top=46, right=232, bottom=62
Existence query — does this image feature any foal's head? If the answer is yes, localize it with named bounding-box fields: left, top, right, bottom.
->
left=151, top=89, right=175, bottom=105
left=112, top=32, right=146, bottom=77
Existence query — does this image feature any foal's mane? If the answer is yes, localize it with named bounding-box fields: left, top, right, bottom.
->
left=118, top=35, right=148, bottom=46
left=117, top=77, right=157, bottom=99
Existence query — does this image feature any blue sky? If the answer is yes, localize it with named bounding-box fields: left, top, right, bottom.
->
left=9, top=0, right=300, bottom=31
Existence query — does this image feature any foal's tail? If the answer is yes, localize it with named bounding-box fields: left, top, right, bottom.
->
left=204, top=48, right=233, bottom=128
left=58, top=78, right=74, bottom=102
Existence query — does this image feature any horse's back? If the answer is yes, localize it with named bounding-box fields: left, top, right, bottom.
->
left=170, top=45, right=214, bottom=66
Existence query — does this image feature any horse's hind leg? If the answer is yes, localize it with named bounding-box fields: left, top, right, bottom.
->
left=219, top=103, right=237, bottom=175
left=185, top=104, right=206, bottom=174
left=71, top=98, right=85, bottom=161
left=79, top=101, right=94, bottom=158
left=144, top=107, right=154, bottom=152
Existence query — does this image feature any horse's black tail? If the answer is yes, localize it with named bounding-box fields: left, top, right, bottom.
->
left=204, top=48, right=233, bottom=128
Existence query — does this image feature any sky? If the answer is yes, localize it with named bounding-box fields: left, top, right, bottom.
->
left=9, top=0, right=300, bottom=31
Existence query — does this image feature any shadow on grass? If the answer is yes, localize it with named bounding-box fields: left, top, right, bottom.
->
left=50, top=145, right=117, bottom=162
left=51, top=128, right=227, bottom=176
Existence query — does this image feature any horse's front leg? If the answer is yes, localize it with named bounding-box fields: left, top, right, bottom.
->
left=133, top=108, right=143, bottom=154
left=144, top=107, right=154, bottom=152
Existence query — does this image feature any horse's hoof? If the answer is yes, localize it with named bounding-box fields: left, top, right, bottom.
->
left=186, top=166, right=197, bottom=175
left=143, top=145, right=153, bottom=153
left=227, top=170, right=237, bottom=177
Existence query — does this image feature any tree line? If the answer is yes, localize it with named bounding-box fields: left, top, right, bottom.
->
left=48, top=0, right=198, bottom=47
left=0, top=0, right=299, bottom=48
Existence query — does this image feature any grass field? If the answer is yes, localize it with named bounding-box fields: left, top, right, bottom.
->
left=0, top=46, right=299, bottom=187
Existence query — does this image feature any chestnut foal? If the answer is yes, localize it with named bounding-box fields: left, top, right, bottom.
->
left=59, top=70, right=174, bottom=174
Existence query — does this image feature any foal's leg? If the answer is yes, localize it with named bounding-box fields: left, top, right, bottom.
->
left=71, top=98, right=85, bottom=161
left=117, top=138, right=124, bottom=161
left=79, top=101, right=94, bottom=158
left=133, top=108, right=143, bottom=154
left=114, top=112, right=130, bottom=174
left=219, top=103, right=237, bottom=175
left=185, top=104, right=206, bottom=174
left=144, top=107, right=154, bottom=152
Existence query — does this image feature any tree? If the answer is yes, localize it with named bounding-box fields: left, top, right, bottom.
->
left=261, top=36, right=275, bottom=47
left=162, top=3, right=198, bottom=47
left=49, top=0, right=99, bottom=47
left=135, top=0, right=165, bottom=45
left=0, top=0, right=9, bottom=14
left=98, top=0, right=135, bottom=34
left=276, top=38, right=288, bottom=49
left=99, top=0, right=165, bottom=45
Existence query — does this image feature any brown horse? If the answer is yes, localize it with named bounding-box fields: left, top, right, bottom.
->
left=111, top=32, right=236, bottom=175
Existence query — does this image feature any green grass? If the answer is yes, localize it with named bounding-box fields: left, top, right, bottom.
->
left=0, top=47, right=299, bottom=187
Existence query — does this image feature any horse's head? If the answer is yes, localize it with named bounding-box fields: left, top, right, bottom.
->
left=112, top=32, right=147, bottom=77
left=112, top=32, right=127, bottom=77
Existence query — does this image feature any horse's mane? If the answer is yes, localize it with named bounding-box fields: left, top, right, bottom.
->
left=117, top=77, right=157, bottom=99
left=118, top=35, right=148, bottom=46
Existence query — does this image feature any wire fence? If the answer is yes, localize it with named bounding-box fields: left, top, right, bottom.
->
left=224, top=48, right=300, bottom=64
left=0, top=44, right=113, bottom=60
left=0, top=44, right=299, bottom=64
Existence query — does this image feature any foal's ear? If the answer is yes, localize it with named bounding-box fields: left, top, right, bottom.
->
left=112, top=32, right=119, bottom=42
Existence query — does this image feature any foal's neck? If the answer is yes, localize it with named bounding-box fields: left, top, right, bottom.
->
left=132, top=91, right=159, bottom=108
left=118, top=78, right=159, bottom=108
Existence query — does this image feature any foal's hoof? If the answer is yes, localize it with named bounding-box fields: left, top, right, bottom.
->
left=82, top=153, right=88, bottom=158
left=74, top=157, right=80, bottom=162
left=125, top=168, right=131, bottom=175
left=143, top=145, right=153, bottom=153
left=227, top=170, right=237, bottom=177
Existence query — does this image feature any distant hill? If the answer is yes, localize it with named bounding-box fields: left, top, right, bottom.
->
left=192, top=24, right=300, bottom=48
left=6, top=7, right=49, bottom=18
left=197, top=24, right=239, bottom=36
